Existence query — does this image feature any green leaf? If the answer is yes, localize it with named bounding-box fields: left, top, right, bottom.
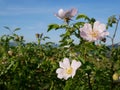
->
left=43, top=36, right=50, bottom=40
left=107, top=15, right=117, bottom=29
left=66, top=31, right=71, bottom=36
left=74, top=22, right=85, bottom=29
left=64, top=80, right=72, bottom=90
left=59, top=24, right=68, bottom=28
left=47, top=24, right=59, bottom=32
left=74, top=22, right=84, bottom=26
left=67, top=39, right=73, bottom=43
left=4, top=26, right=10, bottom=30
left=14, top=28, right=21, bottom=32
left=76, top=14, right=90, bottom=21
left=78, top=56, right=85, bottom=64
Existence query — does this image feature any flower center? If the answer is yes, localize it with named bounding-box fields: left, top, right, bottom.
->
left=91, top=31, right=98, bottom=38
left=64, top=18, right=70, bottom=23
left=66, top=67, right=73, bottom=74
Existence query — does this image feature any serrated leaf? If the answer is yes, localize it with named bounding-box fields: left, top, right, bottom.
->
left=47, top=24, right=59, bottom=32
left=76, top=14, right=90, bottom=21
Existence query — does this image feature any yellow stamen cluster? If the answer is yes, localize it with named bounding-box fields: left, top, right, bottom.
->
left=66, top=67, right=73, bottom=74
left=91, top=31, right=98, bottom=38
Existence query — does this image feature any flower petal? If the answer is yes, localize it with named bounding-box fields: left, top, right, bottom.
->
left=93, top=21, right=106, bottom=32
left=99, top=31, right=109, bottom=39
left=63, top=73, right=72, bottom=80
left=80, top=23, right=93, bottom=41
left=55, top=9, right=65, bottom=19
left=71, top=69, right=76, bottom=78
left=59, top=58, right=70, bottom=69
left=70, top=8, right=77, bottom=17
left=56, top=68, right=64, bottom=79
left=93, top=21, right=100, bottom=31
left=80, top=31, right=89, bottom=39
left=56, top=68, right=63, bottom=74
left=71, top=60, right=81, bottom=70
left=80, top=23, right=92, bottom=32
left=58, top=9, right=65, bottom=19
left=98, top=24, right=106, bottom=32
left=71, top=60, right=81, bottom=78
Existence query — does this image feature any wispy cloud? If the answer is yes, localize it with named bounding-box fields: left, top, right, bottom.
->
left=0, top=7, right=57, bottom=16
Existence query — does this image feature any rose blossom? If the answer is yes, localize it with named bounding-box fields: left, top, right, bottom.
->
left=80, top=21, right=109, bottom=42
left=55, top=8, right=77, bottom=22
left=56, top=58, right=81, bottom=80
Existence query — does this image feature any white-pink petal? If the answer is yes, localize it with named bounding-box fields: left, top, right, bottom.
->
left=56, top=68, right=63, bottom=74
left=56, top=68, right=64, bottom=79
left=58, top=9, right=65, bottom=19
left=71, top=60, right=81, bottom=70
left=80, top=23, right=92, bottom=32
left=93, top=21, right=106, bottom=32
left=59, top=58, right=70, bottom=69
left=70, top=8, right=78, bottom=17
left=55, top=8, right=77, bottom=20
left=93, top=21, right=101, bottom=31
left=71, top=70, right=76, bottom=78
left=63, top=73, right=72, bottom=80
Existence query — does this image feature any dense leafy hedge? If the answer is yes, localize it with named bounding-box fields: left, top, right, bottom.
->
left=0, top=8, right=120, bottom=90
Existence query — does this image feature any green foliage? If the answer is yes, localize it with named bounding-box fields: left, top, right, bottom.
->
left=14, top=28, right=21, bottom=32
left=76, top=14, right=90, bottom=21
left=47, top=24, right=59, bottom=32
left=107, top=15, right=117, bottom=29
left=0, top=14, right=120, bottom=90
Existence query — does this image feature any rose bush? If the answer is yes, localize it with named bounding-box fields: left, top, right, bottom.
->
left=0, top=8, right=120, bottom=90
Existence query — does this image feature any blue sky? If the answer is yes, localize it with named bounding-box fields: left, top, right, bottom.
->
left=0, top=0, right=120, bottom=45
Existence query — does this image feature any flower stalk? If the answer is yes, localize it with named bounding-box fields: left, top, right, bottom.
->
left=87, top=73, right=92, bottom=90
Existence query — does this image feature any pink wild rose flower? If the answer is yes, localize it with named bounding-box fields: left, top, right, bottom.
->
left=55, top=8, right=77, bottom=22
left=80, top=21, right=109, bottom=42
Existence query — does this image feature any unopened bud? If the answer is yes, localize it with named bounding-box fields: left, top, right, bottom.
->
left=20, top=36, right=24, bottom=41
left=8, top=50, right=13, bottom=56
left=35, top=33, right=40, bottom=38
left=113, top=73, right=119, bottom=81
left=15, top=36, right=19, bottom=41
